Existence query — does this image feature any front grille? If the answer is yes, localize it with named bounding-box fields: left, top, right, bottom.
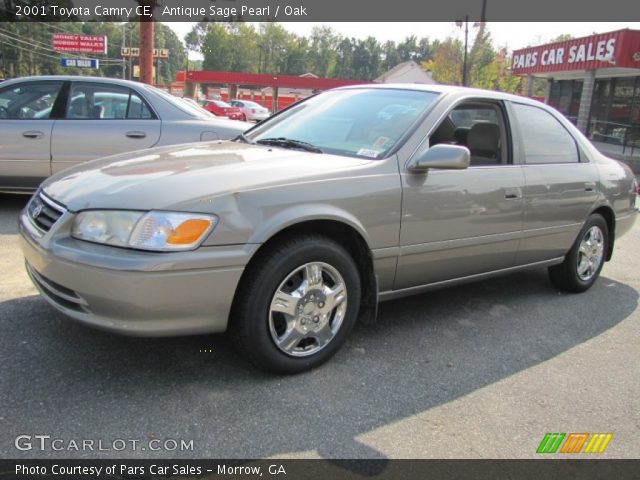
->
left=28, top=192, right=65, bottom=233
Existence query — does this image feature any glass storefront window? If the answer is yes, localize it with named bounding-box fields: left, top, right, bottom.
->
left=588, top=76, right=640, bottom=145
left=547, top=79, right=583, bottom=124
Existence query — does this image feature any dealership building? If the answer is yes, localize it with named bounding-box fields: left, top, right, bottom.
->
left=512, top=29, right=640, bottom=152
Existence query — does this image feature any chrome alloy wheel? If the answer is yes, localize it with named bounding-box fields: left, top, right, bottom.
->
left=577, top=225, right=605, bottom=281
left=268, top=262, right=348, bottom=357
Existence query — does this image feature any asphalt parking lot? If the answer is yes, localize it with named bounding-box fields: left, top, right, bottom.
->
left=0, top=193, right=638, bottom=459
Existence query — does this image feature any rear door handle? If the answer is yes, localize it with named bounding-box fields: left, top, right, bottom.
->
left=504, top=188, right=522, bottom=200
left=22, top=131, right=44, bottom=139
left=585, top=182, right=597, bottom=192
left=126, top=131, right=147, bottom=139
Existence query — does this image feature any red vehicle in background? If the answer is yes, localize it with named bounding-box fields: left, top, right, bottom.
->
left=202, top=99, right=243, bottom=120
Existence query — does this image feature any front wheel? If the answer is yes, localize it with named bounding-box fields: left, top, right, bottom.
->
left=548, top=214, right=608, bottom=293
left=230, top=235, right=361, bottom=374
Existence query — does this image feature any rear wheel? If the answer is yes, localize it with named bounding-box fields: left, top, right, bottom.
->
left=230, top=235, right=361, bottom=374
left=548, top=214, right=608, bottom=293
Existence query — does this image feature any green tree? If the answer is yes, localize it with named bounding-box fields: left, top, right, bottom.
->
left=397, top=36, right=420, bottom=61
left=352, top=37, right=382, bottom=80
left=185, top=21, right=210, bottom=53
left=467, top=25, right=496, bottom=87
left=422, top=37, right=464, bottom=85
left=307, top=25, right=337, bottom=77
left=201, top=23, right=233, bottom=71
left=257, top=23, right=291, bottom=74
left=334, top=37, right=355, bottom=78
left=227, top=23, right=258, bottom=72
left=381, top=40, right=401, bottom=72
left=283, top=36, right=310, bottom=75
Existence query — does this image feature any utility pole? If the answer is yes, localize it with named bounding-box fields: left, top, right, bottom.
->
left=456, top=16, right=470, bottom=86
left=456, top=7, right=482, bottom=87
left=138, top=1, right=155, bottom=85
left=462, top=15, right=469, bottom=87
left=121, top=23, right=126, bottom=79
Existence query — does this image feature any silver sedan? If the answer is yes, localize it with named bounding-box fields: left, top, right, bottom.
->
left=19, top=84, right=639, bottom=373
left=0, top=76, right=251, bottom=193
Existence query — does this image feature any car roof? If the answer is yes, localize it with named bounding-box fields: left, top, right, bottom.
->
left=2, top=75, right=151, bottom=90
left=334, top=83, right=544, bottom=107
left=5, top=77, right=546, bottom=110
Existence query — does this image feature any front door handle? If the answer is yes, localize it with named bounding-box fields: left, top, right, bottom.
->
left=126, top=131, right=147, bottom=139
left=22, top=131, right=44, bottom=139
left=504, top=188, right=522, bottom=200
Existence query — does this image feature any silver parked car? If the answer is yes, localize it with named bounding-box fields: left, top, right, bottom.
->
left=0, top=76, right=251, bottom=193
left=19, top=84, right=638, bottom=373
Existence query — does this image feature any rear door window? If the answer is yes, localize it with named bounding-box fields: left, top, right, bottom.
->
left=511, top=103, right=579, bottom=164
left=66, top=83, right=155, bottom=120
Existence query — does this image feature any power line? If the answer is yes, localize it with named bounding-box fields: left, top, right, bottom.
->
left=0, top=31, right=125, bottom=68
left=0, top=25, right=61, bottom=50
left=0, top=32, right=66, bottom=61
left=0, top=27, right=125, bottom=65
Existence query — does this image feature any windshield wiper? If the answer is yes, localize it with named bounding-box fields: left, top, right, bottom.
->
left=256, top=137, right=323, bottom=153
left=234, top=133, right=255, bottom=144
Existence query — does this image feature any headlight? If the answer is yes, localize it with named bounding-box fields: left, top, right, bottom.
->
left=72, top=210, right=218, bottom=252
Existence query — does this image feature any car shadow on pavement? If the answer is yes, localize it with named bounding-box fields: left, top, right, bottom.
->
left=0, top=269, right=637, bottom=463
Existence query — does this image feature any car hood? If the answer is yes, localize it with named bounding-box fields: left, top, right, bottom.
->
left=42, top=141, right=373, bottom=212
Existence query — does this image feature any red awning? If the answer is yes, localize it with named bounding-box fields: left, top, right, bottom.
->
left=511, top=29, right=640, bottom=76
left=185, top=70, right=368, bottom=90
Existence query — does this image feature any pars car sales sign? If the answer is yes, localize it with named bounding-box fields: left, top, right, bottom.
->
left=511, top=29, right=640, bottom=74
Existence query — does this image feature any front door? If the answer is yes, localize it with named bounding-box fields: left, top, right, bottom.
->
left=396, top=101, right=525, bottom=290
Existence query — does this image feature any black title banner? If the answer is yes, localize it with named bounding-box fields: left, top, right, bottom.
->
left=1, top=459, right=640, bottom=480
left=1, top=0, right=640, bottom=22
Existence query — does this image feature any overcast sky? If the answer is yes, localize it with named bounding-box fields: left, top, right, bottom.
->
left=167, top=22, right=640, bottom=59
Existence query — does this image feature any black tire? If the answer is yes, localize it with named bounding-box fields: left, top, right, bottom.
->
left=230, top=234, right=361, bottom=374
left=548, top=214, right=608, bottom=293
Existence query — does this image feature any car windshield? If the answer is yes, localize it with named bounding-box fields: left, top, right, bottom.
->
left=215, top=100, right=232, bottom=108
left=247, top=88, right=439, bottom=159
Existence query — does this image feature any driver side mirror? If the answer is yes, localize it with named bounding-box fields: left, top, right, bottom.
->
left=407, top=144, right=470, bottom=172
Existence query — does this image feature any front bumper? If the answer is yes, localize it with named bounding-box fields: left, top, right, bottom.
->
left=19, top=208, right=258, bottom=337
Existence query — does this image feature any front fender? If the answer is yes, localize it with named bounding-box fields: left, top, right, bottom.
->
left=246, top=203, right=372, bottom=247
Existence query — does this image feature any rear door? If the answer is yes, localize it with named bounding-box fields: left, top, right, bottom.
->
left=51, top=82, right=161, bottom=174
left=508, top=102, right=599, bottom=264
left=0, top=80, right=64, bottom=191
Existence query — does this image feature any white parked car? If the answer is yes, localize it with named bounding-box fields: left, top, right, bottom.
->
left=230, top=99, right=271, bottom=122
